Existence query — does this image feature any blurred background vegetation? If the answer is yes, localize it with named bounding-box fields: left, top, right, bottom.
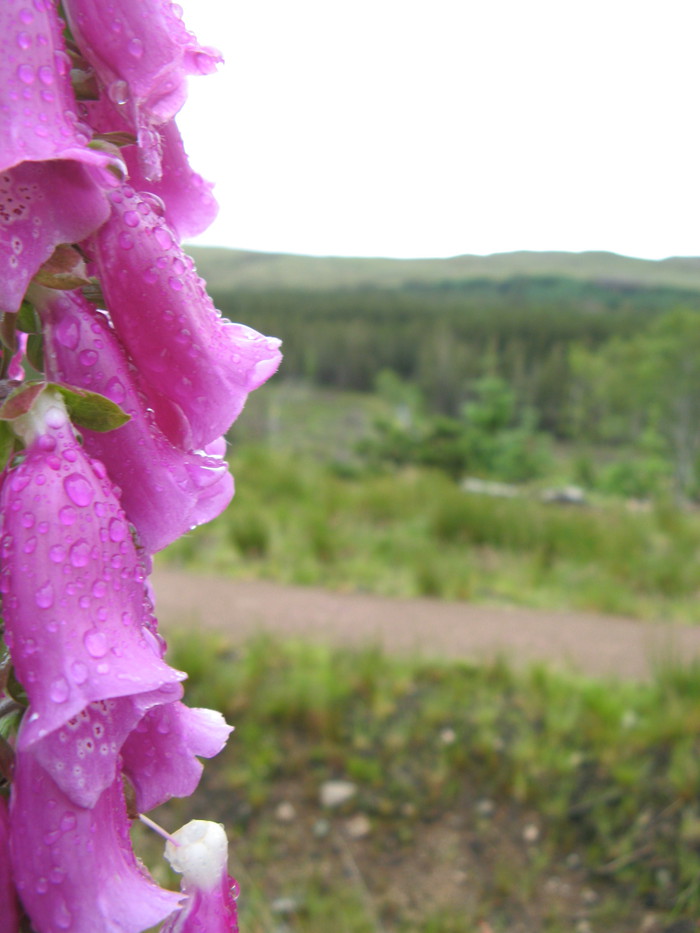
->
left=157, top=248, right=700, bottom=931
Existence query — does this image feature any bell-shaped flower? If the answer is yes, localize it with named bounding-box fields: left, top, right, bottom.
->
left=122, top=701, right=232, bottom=812
left=41, top=289, right=234, bottom=553
left=0, top=0, right=124, bottom=175
left=90, top=187, right=281, bottom=450
left=62, top=0, right=221, bottom=180
left=10, top=745, right=182, bottom=933
left=0, top=160, right=113, bottom=314
left=86, top=95, right=218, bottom=240
left=162, top=820, right=239, bottom=933
left=0, top=796, right=20, bottom=933
left=0, top=390, right=185, bottom=757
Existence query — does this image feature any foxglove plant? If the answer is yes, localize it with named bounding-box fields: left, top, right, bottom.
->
left=0, top=1, right=279, bottom=931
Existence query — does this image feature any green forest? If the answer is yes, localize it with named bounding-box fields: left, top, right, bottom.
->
left=197, top=256, right=700, bottom=501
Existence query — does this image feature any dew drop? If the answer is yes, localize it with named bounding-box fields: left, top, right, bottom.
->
left=84, top=629, right=107, bottom=658
left=53, top=899, right=72, bottom=930
left=154, top=227, right=173, bottom=251
left=49, top=677, right=68, bottom=702
left=78, top=349, right=98, bottom=367
left=49, top=867, right=65, bottom=884
left=68, top=538, right=90, bottom=567
left=16, top=32, right=31, bottom=50
left=168, top=276, right=183, bottom=291
left=63, top=473, right=94, bottom=507
left=70, top=660, right=88, bottom=684
left=37, top=65, right=54, bottom=86
left=107, top=79, right=128, bottom=105
left=17, top=64, right=34, bottom=85
left=127, top=37, right=143, bottom=58
left=55, top=317, right=79, bottom=349
left=59, top=505, right=76, bottom=526
left=60, top=812, right=76, bottom=832
left=118, top=231, right=133, bottom=250
left=123, top=209, right=140, bottom=228
left=49, top=544, right=66, bottom=564
left=23, top=536, right=37, bottom=555
left=108, top=517, right=126, bottom=542
left=35, top=877, right=48, bottom=894
left=35, top=582, right=54, bottom=608
left=104, top=377, right=126, bottom=404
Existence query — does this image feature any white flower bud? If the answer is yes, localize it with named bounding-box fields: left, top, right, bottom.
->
left=165, top=820, right=228, bottom=891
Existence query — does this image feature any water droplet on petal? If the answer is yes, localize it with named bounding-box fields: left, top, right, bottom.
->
left=53, top=899, right=72, bottom=930
left=127, top=37, right=143, bottom=58
left=35, top=876, right=48, bottom=894
left=84, top=629, right=107, bottom=658
left=63, top=473, right=94, bottom=507
left=108, top=518, right=126, bottom=542
left=60, top=812, right=76, bottom=832
left=37, top=65, right=54, bottom=85
left=123, top=210, right=139, bottom=228
left=16, top=32, right=31, bottom=50
left=17, top=64, right=34, bottom=85
left=104, top=377, right=126, bottom=404
left=107, top=79, right=129, bottom=105
left=49, top=677, right=68, bottom=702
left=78, top=349, right=97, bottom=367
left=59, top=505, right=76, bottom=526
left=70, top=660, right=88, bottom=684
left=49, top=544, right=65, bottom=563
left=118, top=231, right=133, bottom=250
left=35, top=582, right=54, bottom=608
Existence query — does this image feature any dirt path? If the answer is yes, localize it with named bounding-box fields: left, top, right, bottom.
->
left=152, top=569, right=700, bottom=681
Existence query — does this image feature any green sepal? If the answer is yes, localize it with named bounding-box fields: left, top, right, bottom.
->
left=51, top=383, right=131, bottom=432
left=16, top=300, right=39, bottom=334
left=0, top=313, right=16, bottom=352
left=0, top=381, right=47, bottom=421
left=0, top=421, right=16, bottom=472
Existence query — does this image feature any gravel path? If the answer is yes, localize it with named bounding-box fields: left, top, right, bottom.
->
left=152, top=569, right=700, bottom=681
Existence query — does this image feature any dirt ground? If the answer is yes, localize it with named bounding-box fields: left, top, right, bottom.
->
left=152, top=568, right=700, bottom=681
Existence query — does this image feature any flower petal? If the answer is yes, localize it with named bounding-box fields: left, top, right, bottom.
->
left=90, top=187, right=282, bottom=449
left=62, top=0, right=221, bottom=179
left=0, top=797, right=20, bottom=933
left=10, top=747, right=182, bottom=933
left=0, top=160, right=111, bottom=314
left=122, top=702, right=232, bottom=812
left=41, top=289, right=234, bottom=553
left=0, top=0, right=123, bottom=175
left=163, top=821, right=239, bottom=933
left=0, top=393, right=184, bottom=751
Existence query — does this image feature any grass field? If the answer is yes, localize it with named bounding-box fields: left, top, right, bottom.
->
left=136, top=632, right=700, bottom=932
left=163, top=435, right=700, bottom=623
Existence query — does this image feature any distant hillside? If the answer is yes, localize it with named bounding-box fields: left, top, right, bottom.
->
left=186, top=246, right=700, bottom=294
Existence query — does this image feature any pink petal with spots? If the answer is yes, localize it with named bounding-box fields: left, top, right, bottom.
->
left=122, top=701, right=232, bottom=812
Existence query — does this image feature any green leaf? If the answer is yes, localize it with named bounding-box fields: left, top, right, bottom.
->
left=0, top=421, right=16, bottom=472
left=0, top=381, right=47, bottom=420
left=51, top=383, right=131, bottom=432
left=26, top=332, right=44, bottom=372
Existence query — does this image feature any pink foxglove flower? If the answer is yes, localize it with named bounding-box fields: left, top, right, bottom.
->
left=62, top=0, right=221, bottom=180
left=0, top=0, right=123, bottom=175
left=162, top=820, right=239, bottom=933
left=122, top=702, right=232, bottom=812
left=10, top=745, right=182, bottom=933
left=0, top=160, right=112, bottom=314
left=0, top=796, right=20, bottom=933
left=41, top=289, right=234, bottom=553
left=0, top=391, right=185, bottom=760
left=90, top=187, right=281, bottom=449
left=85, top=94, right=218, bottom=240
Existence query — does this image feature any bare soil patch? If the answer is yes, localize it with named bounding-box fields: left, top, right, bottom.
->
left=152, top=569, right=700, bottom=680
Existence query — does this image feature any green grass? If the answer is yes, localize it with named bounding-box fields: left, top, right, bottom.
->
left=162, top=445, right=700, bottom=621
left=139, top=632, right=700, bottom=930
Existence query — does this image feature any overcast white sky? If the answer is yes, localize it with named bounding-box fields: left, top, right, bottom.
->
left=177, top=0, right=700, bottom=261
